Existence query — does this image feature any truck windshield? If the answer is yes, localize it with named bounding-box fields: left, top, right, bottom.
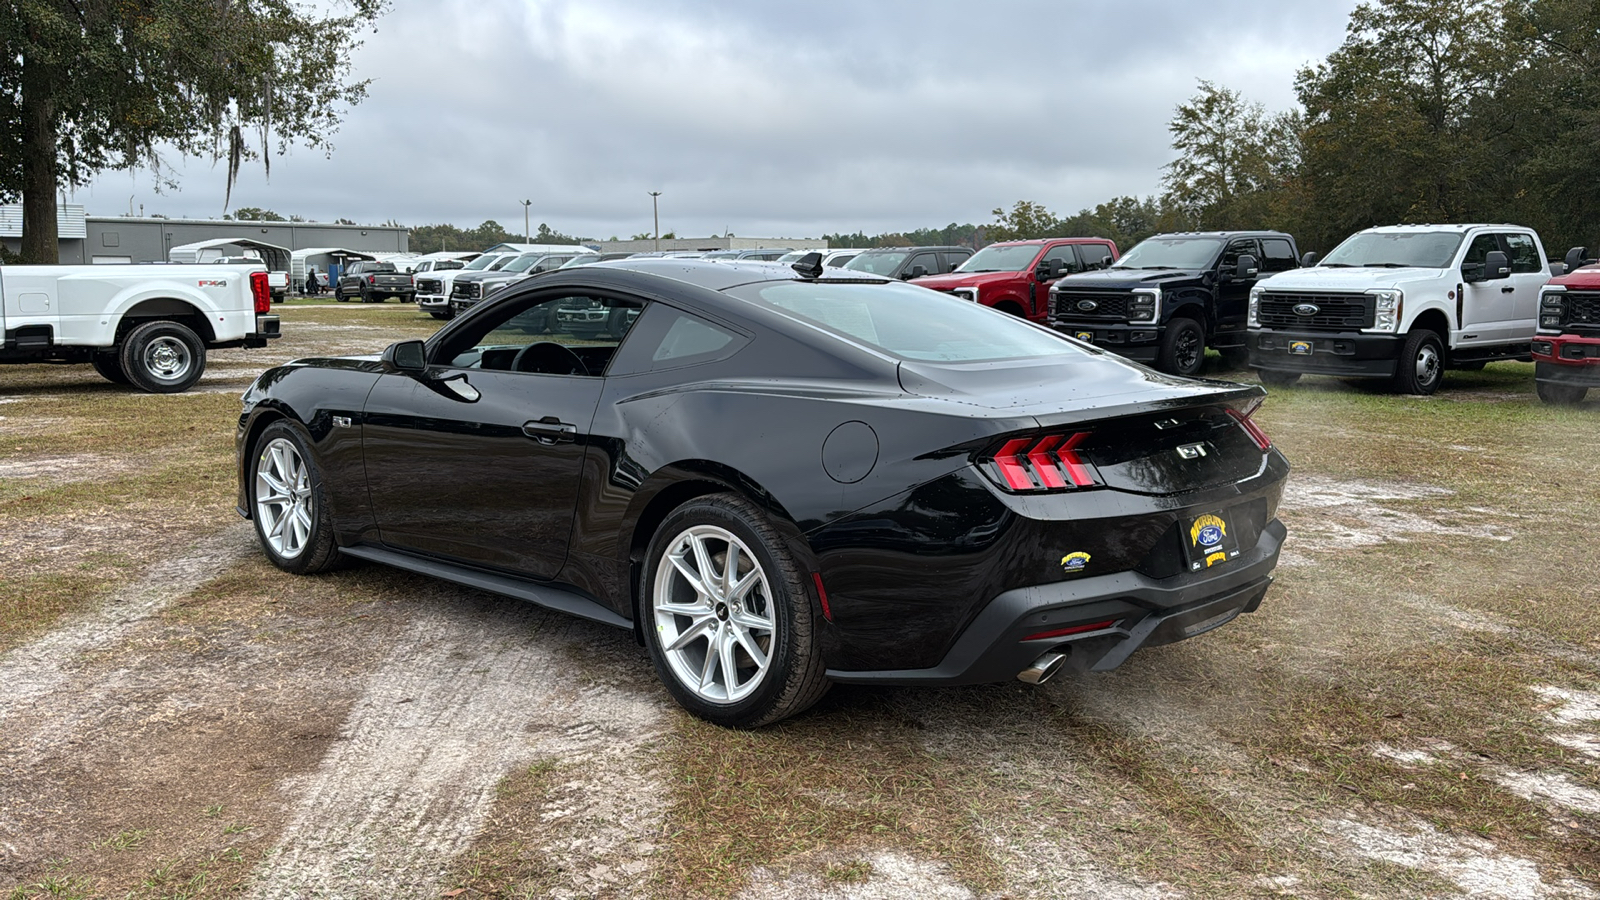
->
left=1319, top=232, right=1464, bottom=268
left=501, top=255, right=545, bottom=274
left=1112, top=238, right=1222, bottom=270
left=954, top=244, right=1040, bottom=273
left=462, top=255, right=500, bottom=271
left=843, top=250, right=912, bottom=276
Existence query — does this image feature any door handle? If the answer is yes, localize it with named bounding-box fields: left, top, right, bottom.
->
left=1501, top=286, right=1516, bottom=293
left=522, top=417, right=577, bottom=444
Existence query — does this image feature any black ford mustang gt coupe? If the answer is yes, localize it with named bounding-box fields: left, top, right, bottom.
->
left=237, top=257, right=1289, bottom=727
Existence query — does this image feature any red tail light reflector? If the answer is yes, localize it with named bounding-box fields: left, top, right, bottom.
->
left=1227, top=408, right=1272, bottom=451
left=811, top=572, right=834, bottom=622
left=248, top=271, right=271, bottom=313
left=1023, top=619, right=1118, bottom=642
left=986, top=432, right=1098, bottom=492
left=367, top=274, right=376, bottom=285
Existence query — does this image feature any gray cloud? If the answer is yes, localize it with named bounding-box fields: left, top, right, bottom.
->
left=77, top=0, right=1359, bottom=239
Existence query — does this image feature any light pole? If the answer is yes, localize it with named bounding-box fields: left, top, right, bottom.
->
left=521, top=199, right=532, bottom=244
left=649, top=191, right=662, bottom=252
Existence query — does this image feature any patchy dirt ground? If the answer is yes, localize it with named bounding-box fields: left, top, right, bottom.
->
left=1, top=312, right=1596, bottom=899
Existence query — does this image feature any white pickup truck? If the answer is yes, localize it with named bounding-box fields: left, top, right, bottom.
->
left=0, top=263, right=281, bottom=393
left=1247, top=224, right=1546, bottom=394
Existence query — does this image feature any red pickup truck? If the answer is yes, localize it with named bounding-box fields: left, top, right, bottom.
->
left=1532, top=249, right=1600, bottom=404
left=911, top=237, right=1119, bottom=323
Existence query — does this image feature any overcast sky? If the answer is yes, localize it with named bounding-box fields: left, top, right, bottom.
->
left=75, top=0, right=1361, bottom=240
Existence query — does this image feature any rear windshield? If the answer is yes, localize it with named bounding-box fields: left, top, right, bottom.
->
left=1320, top=231, right=1465, bottom=269
left=954, top=243, right=1041, bottom=273
left=726, top=281, right=1083, bottom=362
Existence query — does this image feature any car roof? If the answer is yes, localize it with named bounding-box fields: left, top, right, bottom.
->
left=1358, top=224, right=1531, bottom=234
left=1146, top=231, right=1292, bottom=239
left=855, top=245, right=970, bottom=253
left=981, top=237, right=1113, bottom=246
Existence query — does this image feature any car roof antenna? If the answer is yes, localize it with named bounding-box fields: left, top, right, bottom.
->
left=791, top=252, right=824, bottom=279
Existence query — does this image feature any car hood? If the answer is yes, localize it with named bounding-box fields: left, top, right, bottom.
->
left=1257, top=266, right=1449, bottom=292
left=910, top=270, right=1025, bottom=290
left=1052, top=268, right=1208, bottom=291
left=1547, top=264, right=1600, bottom=289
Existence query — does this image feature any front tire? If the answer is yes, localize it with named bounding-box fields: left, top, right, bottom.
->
left=250, top=421, right=341, bottom=574
left=1392, top=329, right=1444, bottom=395
left=119, top=320, right=206, bottom=393
left=1157, top=317, right=1207, bottom=376
left=335, top=289, right=348, bottom=302
left=642, top=494, right=829, bottom=728
left=1536, top=380, right=1588, bottom=405
left=1258, top=369, right=1301, bottom=387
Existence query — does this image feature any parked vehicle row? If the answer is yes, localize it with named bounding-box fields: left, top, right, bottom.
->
left=1532, top=247, right=1600, bottom=404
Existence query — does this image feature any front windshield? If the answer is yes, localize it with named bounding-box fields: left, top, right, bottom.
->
left=1320, top=231, right=1465, bottom=268
left=462, top=255, right=498, bottom=271
left=487, top=256, right=517, bottom=271
left=728, top=281, right=1083, bottom=362
left=954, top=244, right=1040, bottom=273
left=500, top=255, right=543, bottom=274
left=1113, top=238, right=1222, bottom=270
left=559, top=255, right=597, bottom=268
left=843, top=250, right=911, bottom=276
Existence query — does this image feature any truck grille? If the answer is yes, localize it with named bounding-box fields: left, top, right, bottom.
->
left=1052, top=291, right=1131, bottom=319
left=452, top=281, right=481, bottom=300
left=1560, top=291, right=1600, bottom=330
left=416, top=278, right=441, bottom=294
left=1256, top=292, right=1374, bottom=330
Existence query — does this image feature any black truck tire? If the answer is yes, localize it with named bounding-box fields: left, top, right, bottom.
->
left=1391, top=329, right=1444, bottom=395
left=1157, top=317, right=1207, bottom=377
left=119, top=320, right=207, bottom=394
left=92, top=352, right=130, bottom=385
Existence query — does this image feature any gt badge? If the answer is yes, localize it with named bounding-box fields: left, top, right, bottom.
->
left=1060, top=551, right=1091, bottom=574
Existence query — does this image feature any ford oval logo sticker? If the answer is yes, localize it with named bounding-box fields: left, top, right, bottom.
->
left=1293, top=303, right=1320, bottom=317
left=1077, top=299, right=1098, bottom=311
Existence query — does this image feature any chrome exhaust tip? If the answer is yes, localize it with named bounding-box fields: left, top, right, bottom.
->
left=1017, top=650, right=1068, bottom=685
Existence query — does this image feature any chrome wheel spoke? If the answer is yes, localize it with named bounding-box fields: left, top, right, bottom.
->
left=731, top=624, right=768, bottom=670
left=718, top=629, right=741, bottom=692
left=254, top=437, right=314, bottom=561
left=666, top=615, right=716, bottom=652
left=653, top=524, right=778, bottom=705
left=699, top=628, right=722, bottom=690
left=668, top=553, right=711, bottom=598
left=690, top=535, right=719, bottom=597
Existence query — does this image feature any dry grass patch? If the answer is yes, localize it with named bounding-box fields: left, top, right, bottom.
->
left=441, top=760, right=564, bottom=897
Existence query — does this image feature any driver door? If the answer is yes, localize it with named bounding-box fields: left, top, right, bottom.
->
left=1215, top=238, right=1260, bottom=336
left=361, top=290, right=644, bottom=579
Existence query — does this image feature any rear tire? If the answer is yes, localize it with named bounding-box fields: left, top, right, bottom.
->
left=249, top=421, right=342, bottom=574
left=642, top=494, right=829, bottom=728
left=1392, top=329, right=1444, bottom=395
left=1536, top=381, right=1588, bottom=405
left=92, top=352, right=129, bottom=385
left=1258, top=369, right=1301, bottom=388
left=1157, top=317, right=1207, bottom=376
left=119, top=320, right=206, bottom=394
left=335, top=289, right=348, bottom=302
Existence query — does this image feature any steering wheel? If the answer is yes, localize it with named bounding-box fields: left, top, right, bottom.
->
left=511, top=341, right=587, bottom=375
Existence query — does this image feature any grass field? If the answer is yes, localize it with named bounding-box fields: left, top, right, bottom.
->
left=1, top=304, right=1596, bottom=899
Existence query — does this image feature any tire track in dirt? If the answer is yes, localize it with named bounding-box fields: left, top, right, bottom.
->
left=247, top=594, right=668, bottom=899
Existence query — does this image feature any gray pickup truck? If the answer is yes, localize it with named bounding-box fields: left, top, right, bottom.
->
left=335, top=261, right=414, bottom=303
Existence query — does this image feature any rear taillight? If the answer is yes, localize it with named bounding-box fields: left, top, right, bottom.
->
left=367, top=274, right=376, bottom=285
left=248, top=271, right=271, bottom=313
left=984, top=431, right=1098, bottom=492
left=1227, top=407, right=1272, bottom=451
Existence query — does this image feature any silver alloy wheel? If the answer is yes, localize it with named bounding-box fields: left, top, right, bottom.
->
left=254, top=437, right=314, bottom=560
left=653, top=524, right=776, bottom=704
left=142, top=335, right=193, bottom=383
left=1414, top=343, right=1441, bottom=386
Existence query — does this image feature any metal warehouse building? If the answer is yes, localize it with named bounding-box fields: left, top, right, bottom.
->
left=1, top=205, right=409, bottom=264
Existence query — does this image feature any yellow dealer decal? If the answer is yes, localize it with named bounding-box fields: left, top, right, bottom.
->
left=1060, top=551, right=1091, bottom=574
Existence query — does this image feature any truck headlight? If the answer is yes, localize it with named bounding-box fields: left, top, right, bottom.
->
left=1541, top=291, right=1564, bottom=309
left=1368, top=289, right=1403, bottom=332
left=1541, top=314, right=1561, bottom=329
left=1129, top=289, right=1159, bottom=323
left=1248, top=286, right=1263, bottom=328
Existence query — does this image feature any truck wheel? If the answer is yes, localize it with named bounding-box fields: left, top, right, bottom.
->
left=335, top=289, right=348, bottom=302
left=250, top=421, right=342, bottom=574
left=91, top=352, right=129, bottom=385
left=1536, top=381, right=1588, bottom=405
left=428, top=311, right=449, bottom=321
left=642, top=493, right=830, bottom=728
left=1157, top=317, right=1206, bottom=376
left=1392, top=329, right=1444, bottom=395
left=119, top=320, right=206, bottom=394
left=1218, top=346, right=1250, bottom=370
left=1258, top=369, right=1300, bottom=387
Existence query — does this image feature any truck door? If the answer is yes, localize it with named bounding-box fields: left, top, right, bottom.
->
left=1032, top=243, right=1084, bottom=319
left=1499, top=232, right=1545, bottom=341
left=1459, top=233, right=1514, bottom=345
left=1215, top=239, right=1260, bottom=336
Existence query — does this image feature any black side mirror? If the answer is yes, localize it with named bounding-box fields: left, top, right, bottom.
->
left=1301, top=251, right=1319, bottom=267
left=1035, top=264, right=1052, bottom=283
left=383, top=339, right=426, bottom=373
left=1485, top=250, right=1510, bottom=280
left=1566, top=246, right=1588, bottom=272
left=1235, top=254, right=1259, bottom=280
left=1098, top=255, right=1113, bottom=270
left=907, top=265, right=928, bottom=279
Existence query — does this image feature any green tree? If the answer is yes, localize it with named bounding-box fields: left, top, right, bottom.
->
left=986, top=200, right=1063, bottom=241
left=228, top=207, right=286, bottom=222
left=3, top=0, right=387, bottom=263
left=1162, top=81, right=1302, bottom=231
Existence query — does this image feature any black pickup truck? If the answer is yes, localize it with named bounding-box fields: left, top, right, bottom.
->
left=1048, top=231, right=1302, bottom=375
left=335, top=261, right=414, bottom=303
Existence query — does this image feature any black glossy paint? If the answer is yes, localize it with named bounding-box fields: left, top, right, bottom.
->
left=237, top=259, right=1290, bottom=680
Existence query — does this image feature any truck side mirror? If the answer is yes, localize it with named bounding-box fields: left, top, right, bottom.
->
left=1566, top=246, right=1588, bottom=272
left=1484, top=250, right=1511, bottom=280
left=1236, top=254, right=1259, bottom=280
left=1035, top=264, right=1052, bottom=282
left=1098, top=255, right=1113, bottom=269
left=383, top=340, right=427, bottom=373
left=1301, top=251, right=1319, bottom=267
left=906, top=265, right=928, bottom=279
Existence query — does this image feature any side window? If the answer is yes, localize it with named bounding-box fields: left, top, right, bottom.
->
left=907, top=253, right=940, bottom=277
left=1042, top=244, right=1083, bottom=275
left=1073, top=243, right=1113, bottom=270
left=654, top=315, right=736, bottom=362
left=1260, top=239, right=1296, bottom=272
left=1220, top=239, right=1258, bottom=270
left=607, top=305, right=751, bottom=375
left=1462, top=233, right=1499, bottom=267
left=1501, top=233, right=1540, bottom=273
left=434, top=293, right=646, bottom=375
left=940, top=249, right=972, bottom=272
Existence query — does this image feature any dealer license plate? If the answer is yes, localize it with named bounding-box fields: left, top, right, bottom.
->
left=1075, top=331, right=1094, bottom=343
left=1288, top=340, right=1313, bottom=356
left=1184, top=511, right=1242, bottom=572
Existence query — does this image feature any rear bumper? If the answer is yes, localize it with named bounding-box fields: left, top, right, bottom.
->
left=825, top=518, right=1284, bottom=686
left=1533, top=335, right=1600, bottom=385
left=1051, top=319, right=1162, bottom=361
left=1249, top=329, right=1401, bottom=378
